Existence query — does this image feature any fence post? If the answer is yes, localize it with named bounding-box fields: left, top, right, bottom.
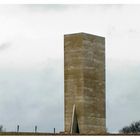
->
left=17, top=125, right=19, bottom=132
left=35, top=126, right=37, bottom=133
left=54, top=128, right=55, bottom=134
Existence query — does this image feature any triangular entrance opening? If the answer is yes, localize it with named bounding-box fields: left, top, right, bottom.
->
left=70, top=104, right=80, bottom=134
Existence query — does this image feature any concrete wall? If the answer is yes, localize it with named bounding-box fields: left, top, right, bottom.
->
left=64, top=33, right=106, bottom=134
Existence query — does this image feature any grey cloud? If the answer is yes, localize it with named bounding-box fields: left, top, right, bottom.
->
left=0, top=42, right=11, bottom=51
left=21, top=4, right=72, bottom=12
left=106, top=62, right=140, bottom=132
left=0, top=59, right=64, bottom=132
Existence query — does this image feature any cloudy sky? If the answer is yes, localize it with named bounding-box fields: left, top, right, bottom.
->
left=0, top=4, right=140, bottom=133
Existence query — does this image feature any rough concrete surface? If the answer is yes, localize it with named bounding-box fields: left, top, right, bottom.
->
left=64, top=33, right=106, bottom=134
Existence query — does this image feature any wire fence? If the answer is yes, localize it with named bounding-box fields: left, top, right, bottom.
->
left=0, top=124, right=56, bottom=134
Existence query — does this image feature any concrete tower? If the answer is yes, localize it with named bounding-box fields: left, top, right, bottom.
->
left=64, top=33, right=106, bottom=134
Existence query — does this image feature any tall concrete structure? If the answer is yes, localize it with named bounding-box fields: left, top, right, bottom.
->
left=64, top=32, right=106, bottom=134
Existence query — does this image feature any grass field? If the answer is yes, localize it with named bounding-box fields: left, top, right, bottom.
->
left=0, top=132, right=140, bottom=136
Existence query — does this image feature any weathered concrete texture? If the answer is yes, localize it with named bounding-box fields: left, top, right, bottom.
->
left=64, top=33, right=106, bottom=134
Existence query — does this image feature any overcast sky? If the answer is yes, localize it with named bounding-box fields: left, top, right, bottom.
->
left=0, top=4, right=140, bottom=133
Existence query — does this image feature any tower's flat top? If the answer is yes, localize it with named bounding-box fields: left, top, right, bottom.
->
left=64, top=32, right=105, bottom=39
